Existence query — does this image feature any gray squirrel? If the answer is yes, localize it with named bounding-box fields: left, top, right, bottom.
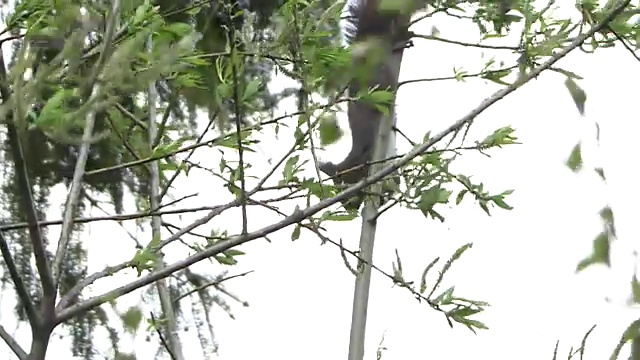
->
left=319, top=0, right=411, bottom=209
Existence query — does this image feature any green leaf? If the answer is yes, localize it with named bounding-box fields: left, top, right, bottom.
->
left=592, top=231, right=611, bottom=266
left=419, top=257, right=440, bottom=293
left=631, top=275, right=640, bottom=304
left=323, top=212, right=358, bottom=221
left=243, top=79, right=262, bottom=102
left=450, top=243, right=473, bottom=262
left=282, top=155, right=300, bottom=182
left=566, top=143, right=583, bottom=172
left=130, top=249, right=157, bottom=276
left=36, top=89, right=77, bottom=128
left=481, top=69, right=512, bottom=85
left=152, top=138, right=188, bottom=158
left=599, top=206, right=614, bottom=224
left=610, top=319, right=640, bottom=360
left=462, top=318, right=489, bottom=333
left=378, top=0, right=425, bottom=14
left=304, top=180, right=328, bottom=199
left=419, top=186, right=450, bottom=212
left=593, top=231, right=611, bottom=266
left=576, top=255, right=598, bottom=272
left=564, top=77, right=587, bottom=115
left=392, top=251, right=404, bottom=283
left=133, top=3, right=150, bottom=25
left=224, top=249, right=245, bottom=256
left=378, top=0, right=405, bottom=13
left=114, top=352, right=137, bottom=360
left=456, top=190, right=467, bottom=205
left=291, top=225, right=301, bottom=241
left=120, top=307, right=143, bottom=334
left=479, top=126, right=518, bottom=148
left=490, top=194, right=513, bottom=210
left=159, top=161, right=186, bottom=172
left=165, top=22, right=192, bottom=38
left=552, top=67, right=583, bottom=80
left=599, top=206, right=616, bottom=236
left=360, top=89, right=394, bottom=114
left=319, top=115, right=343, bottom=146
left=578, top=231, right=611, bottom=272
left=449, top=306, right=482, bottom=319
left=434, top=286, right=455, bottom=305
left=215, top=254, right=238, bottom=265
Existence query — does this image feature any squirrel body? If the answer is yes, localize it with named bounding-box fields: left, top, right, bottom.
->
left=319, top=0, right=408, bottom=209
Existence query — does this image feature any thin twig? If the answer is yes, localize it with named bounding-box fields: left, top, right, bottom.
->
left=412, top=33, right=520, bottom=51
left=0, top=205, right=222, bottom=231
left=229, top=13, right=249, bottom=235
left=173, top=271, right=253, bottom=304
left=150, top=312, right=177, bottom=360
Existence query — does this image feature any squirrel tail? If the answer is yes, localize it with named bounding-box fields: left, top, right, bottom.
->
left=342, top=0, right=410, bottom=45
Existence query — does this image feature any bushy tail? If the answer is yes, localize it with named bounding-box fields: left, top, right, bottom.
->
left=342, top=0, right=414, bottom=46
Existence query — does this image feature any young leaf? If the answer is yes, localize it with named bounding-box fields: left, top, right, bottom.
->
left=291, top=225, right=301, bottom=241
left=283, top=155, right=300, bottom=182
left=319, top=115, right=343, bottom=146
left=434, top=286, right=455, bottom=305
left=215, top=254, right=238, bottom=265
left=631, top=274, right=640, bottom=304
left=566, top=143, right=583, bottom=172
left=610, top=319, right=640, bottom=360
left=243, top=79, right=262, bottom=102
left=419, top=257, right=440, bottom=293
left=323, top=212, right=359, bottom=221
left=121, top=307, right=143, bottom=334
left=564, top=77, right=587, bottom=115
left=592, top=231, right=611, bottom=267
left=456, top=190, right=467, bottom=205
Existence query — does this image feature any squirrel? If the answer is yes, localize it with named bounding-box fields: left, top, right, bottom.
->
left=319, top=0, right=410, bottom=209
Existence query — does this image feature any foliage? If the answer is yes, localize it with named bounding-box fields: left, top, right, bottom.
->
left=0, top=0, right=636, bottom=359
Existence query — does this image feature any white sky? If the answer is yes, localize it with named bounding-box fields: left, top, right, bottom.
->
left=2, top=3, right=640, bottom=360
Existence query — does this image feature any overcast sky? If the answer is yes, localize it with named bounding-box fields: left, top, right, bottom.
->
left=2, top=2, right=640, bottom=360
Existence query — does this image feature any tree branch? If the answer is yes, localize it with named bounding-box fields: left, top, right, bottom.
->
left=51, top=0, right=122, bottom=290
left=0, top=232, right=39, bottom=326
left=0, top=44, right=56, bottom=308
left=0, top=324, right=27, bottom=360
left=0, top=205, right=222, bottom=232
left=146, top=21, right=186, bottom=360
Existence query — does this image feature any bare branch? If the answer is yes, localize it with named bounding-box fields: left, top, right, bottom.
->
left=57, top=201, right=235, bottom=308
left=147, top=22, right=186, bottom=360
left=411, top=33, right=519, bottom=50
left=56, top=262, right=131, bottom=311
left=52, top=0, right=122, bottom=289
left=0, top=44, right=56, bottom=305
left=173, top=271, right=254, bottom=304
left=349, top=22, right=405, bottom=360
left=51, top=89, right=101, bottom=287
left=0, top=324, right=27, bottom=360
left=0, top=205, right=222, bottom=231
left=150, top=312, right=177, bottom=360
left=0, top=232, right=39, bottom=326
